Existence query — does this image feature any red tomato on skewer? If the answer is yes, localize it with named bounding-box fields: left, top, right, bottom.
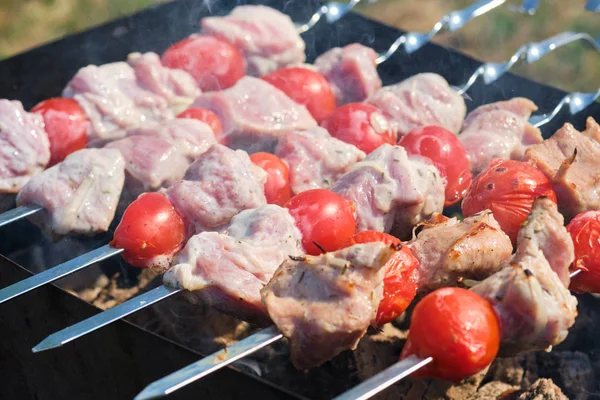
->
left=567, top=210, right=600, bottom=294
left=161, top=35, right=245, bottom=91
left=31, top=98, right=89, bottom=166
left=177, top=107, right=224, bottom=137
left=343, top=231, right=419, bottom=325
left=249, top=152, right=292, bottom=206
left=261, top=67, right=336, bottom=123
left=110, top=192, right=186, bottom=268
left=284, top=189, right=355, bottom=256
left=400, top=287, right=500, bottom=383
left=461, top=159, right=557, bottom=244
left=321, top=103, right=396, bottom=154
left=399, top=125, right=472, bottom=207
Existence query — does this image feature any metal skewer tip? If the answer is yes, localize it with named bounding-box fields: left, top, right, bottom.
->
left=0, top=204, right=44, bottom=228
left=32, top=285, right=181, bottom=353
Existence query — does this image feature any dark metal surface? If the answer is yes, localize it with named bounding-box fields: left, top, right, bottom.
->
left=0, top=0, right=599, bottom=399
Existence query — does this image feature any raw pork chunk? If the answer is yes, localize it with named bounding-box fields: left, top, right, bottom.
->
left=0, top=100, right=50, bottom=193
left=366, top=73, right=466, bottom=138
left=105, top=135, right=189, bottom=203
left=262, top=242, right=395, bottom=370
left=472, top=198, right=577, bottom=356
left=460, top=98, right=543, bottom=174
left=525, top=117, right=600, bottom=221
left=314, top=43, right=382, bottom=105
left=64, top=52, right=199, bottom=144
left=201, top=5, right=305, bottom=77
left=193, top=77, right=317, bottom=153
left=407, top=210, right=513, bottom=292
left=163, top=205, right=303, bottom=323
left=332, top=144, right=444, bottom=238
left=167, top=144, right=267, bottom=237
left=275, top=127, right=366, bottom=194
left=16, top=149, right=125, bottom=238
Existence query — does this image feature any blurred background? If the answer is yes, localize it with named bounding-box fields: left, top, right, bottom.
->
left=0, top=0, right=598, bottom=92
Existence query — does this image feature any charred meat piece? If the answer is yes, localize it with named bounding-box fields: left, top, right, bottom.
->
left=314, top=43, right=382, bottom=105
left=365, top=73, right=466, bottom=138
left=261, top=242, right=395, bottom=370
left=163, top=204, right=303, bottom=324
left=275, top=127, right=365, bottom=194
left=201, top=5, right=305, bottom=77
left=459, top=98, right=543, bottom=174
left=472, top=198, right=578, bottom=356
left=407, top=210, right=513, bottom=292
left=332, top=144, right=444, bottom=239
left=16, top=148, right=125, bottom=238
left=0, top=100, right=50, bottom=193
left=167, top=144, right=267, bottom=237
left=525, top=117, right=600, bottom=221
left=193, top=76, right=317, bottom=153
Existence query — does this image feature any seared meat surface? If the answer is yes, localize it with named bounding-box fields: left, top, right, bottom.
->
left=0, top=100, right=50, bottom=193
left=262, top=242, right=395, bottom=370
left=472, top=198, right=577, bottom=356
left=201, top=5, right=305, bottom=77
left=275, top=127, right=365, bottom=194
left=525, top=117, right=600, bottom=221
left=460, top=98, right=543, bottom=174
left=163, top=205, right=303, bottom=323
left=407, top=210, right=513, bottom=292
left=16, top=149, right=125, bottom=237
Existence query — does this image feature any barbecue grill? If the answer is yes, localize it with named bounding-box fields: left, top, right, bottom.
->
left=1, top=0, right=599, bottom=399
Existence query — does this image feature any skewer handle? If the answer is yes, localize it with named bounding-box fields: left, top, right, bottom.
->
left=0, top=204, right=44, bottom=228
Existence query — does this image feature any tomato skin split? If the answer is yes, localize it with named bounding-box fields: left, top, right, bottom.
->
left=567, top=210, right=600, bottom=294
left=249, top=152, right=292, bottom=206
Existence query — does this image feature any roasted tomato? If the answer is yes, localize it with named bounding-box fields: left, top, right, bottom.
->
left=261, top=67, right=336, bottom=123
left=400, top=287, right=500, bottom=383
left=177, top=107, right=224, bottom=138
left=161, top=35, right=245, bottom=91
left=249, top=152, right=292, bottom=206
left=344, top=231, right=419, bottom=325
left=110, top=192, right=186, bottom=268
left=461, top=159, right=557, bottom=244
left=31, top=98, right=89, bottom=166
left=399, top=125, right=472, bottom=207
left=567, top=210, right=600, bottom=294
left=284, top=189, right=355, bottom=256
left=321, top=103, right=396, bottom=154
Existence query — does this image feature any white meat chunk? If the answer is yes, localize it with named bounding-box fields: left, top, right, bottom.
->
left=193, top=76, right=317, bottom=153
left=460, top=98, right=543, bottom=174
left=0, top=100, right=50, bottom=193
left=275, top=127, right=366, bottom=194
left=407, top=210, right=513, bottom=292
left=365, top=73, right=466, bottom=138
left=261, top=242, right=395, bottom=370
left=16, top=148, right=125, bottom=238
left=472, top=198, right=578, bottom=356
left=163, top=204, right=303, bottom=324
left=332, top=144, right=444, bottom=239
left=314, top=43, right=382, bottom=105
left=201, top=5, right=305, bottom=77
left=167, top=144, right=267, bottom=237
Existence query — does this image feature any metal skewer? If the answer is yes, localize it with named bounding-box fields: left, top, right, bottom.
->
left=296, top=0, right=371, bottom=34
left=376, top=0, right=507, bottom=64
left=0, top=204, right=43, bottom=228
left=529, top=88, right=600, bottom=128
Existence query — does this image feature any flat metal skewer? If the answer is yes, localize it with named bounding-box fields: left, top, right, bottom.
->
left=32, top=284, right=181, bottom=352
left=0, top=204, right=43, bottom=228
left=296, top=0, right=367, bottom=34
left=0, top=244, right=123, bottom=305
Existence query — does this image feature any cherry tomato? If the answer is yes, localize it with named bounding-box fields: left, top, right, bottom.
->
left=249, top=152, right=292, bottom=206
left=399, top=125, right=472, bottom=207
left=177, top=107, right=225, bottom=143
left=400, top=287, right=500, bottom=383
left=110, top=192, right=186, bottom=268
left=461, top=159, right=557, bottom=245
left=566, top=210, right=600, bottom=294
left=31, top=98, right=89, bottom=166
left=344, top=231, right=419, bottom=325
left=261, top=67, right=336, bottom=123
left=161, top=35, right=245, bottom=91
left=284, top=189, right=355, bottom=256
left=320, top=103, right=396, bottom=154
